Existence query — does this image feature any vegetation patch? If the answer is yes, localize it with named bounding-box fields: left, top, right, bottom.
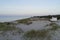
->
left=23, top=29, right=50, bottom=40
left=0, top=22, right=23, bottom=34
left=16, top=18, right=32, bottom=25
left=47, top=23, right=60, bottom=31
left=45, top=22, right=60, bottom=30
left=51, top=24, right=60, bottom=31
left=0, top=23, right=15, bottom=31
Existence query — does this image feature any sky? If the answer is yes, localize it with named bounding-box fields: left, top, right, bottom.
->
left=0, top=0, right=60, bottom=16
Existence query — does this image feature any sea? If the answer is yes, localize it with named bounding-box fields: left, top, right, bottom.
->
left=0, top=15, right=31, bottom=22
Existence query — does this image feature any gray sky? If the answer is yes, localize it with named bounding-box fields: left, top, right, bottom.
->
left=0, top=0, right=60, bottom=16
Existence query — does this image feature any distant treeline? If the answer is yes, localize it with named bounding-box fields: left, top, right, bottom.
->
left=33, top=15, right=60, bottom=20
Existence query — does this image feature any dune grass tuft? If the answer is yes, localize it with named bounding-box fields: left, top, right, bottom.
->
left=23, top=29, right=49, bottom=40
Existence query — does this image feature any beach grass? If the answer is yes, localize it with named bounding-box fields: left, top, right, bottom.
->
left=0, top=22, right=23, bottom=32
left=16, top=18, right=32, bottom=25
left=23, top=29, right=50, bottom=40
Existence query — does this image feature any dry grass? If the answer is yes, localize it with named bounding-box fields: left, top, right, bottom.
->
left=0, top=22, right=23, bottom=33
left=16, top=18, right=32, bottom=25
left=23, top=29, right=50, bottom=40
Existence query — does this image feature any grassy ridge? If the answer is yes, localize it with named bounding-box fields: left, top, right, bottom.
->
left=0, top=22, right=22, bottom=32
left=16, top=18, right=32, bottom=25
left=0, top=23, right=16, bottom=31
left=24, top=29, right=49, bottom=38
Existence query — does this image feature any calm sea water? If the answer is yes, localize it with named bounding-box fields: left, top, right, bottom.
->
left=0, top=16, right=30, bottom=22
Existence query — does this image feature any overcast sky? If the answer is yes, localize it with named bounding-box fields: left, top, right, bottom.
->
left=0, top=0, right=60, bottom=16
